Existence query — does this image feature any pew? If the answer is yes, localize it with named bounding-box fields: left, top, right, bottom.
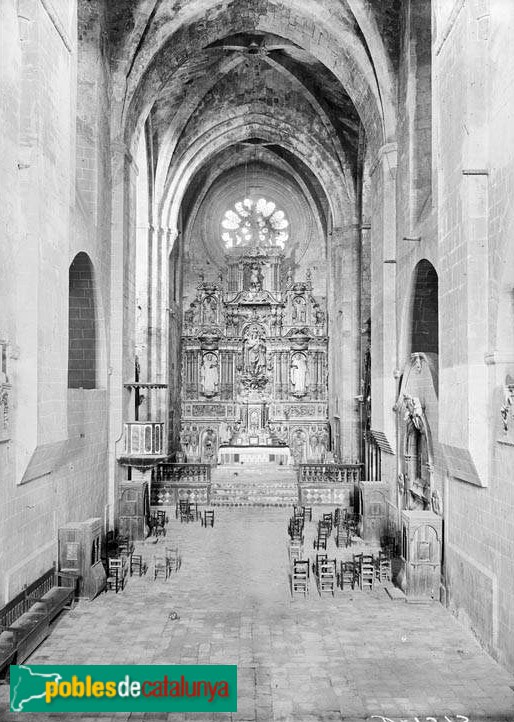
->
left=0, top=566, right=77, bottom=680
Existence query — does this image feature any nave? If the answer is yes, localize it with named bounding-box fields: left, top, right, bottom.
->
left=2, top=508, right=513, bottom=722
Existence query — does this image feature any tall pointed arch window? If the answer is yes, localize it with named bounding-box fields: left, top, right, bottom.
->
left=221, top=198, right=289, bottom=249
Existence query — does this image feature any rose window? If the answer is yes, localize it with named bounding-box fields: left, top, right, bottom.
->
left=221, top=198, right=289, bottom=249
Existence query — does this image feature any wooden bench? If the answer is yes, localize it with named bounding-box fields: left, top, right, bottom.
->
left=0, top=567, right=77, bottom=681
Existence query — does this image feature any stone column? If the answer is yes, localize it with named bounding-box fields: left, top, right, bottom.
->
left=329, top=223, right=361, bottom=460
left=109, top=140, right=139, bottom=528
left=369, top=143, right=398, bottom=459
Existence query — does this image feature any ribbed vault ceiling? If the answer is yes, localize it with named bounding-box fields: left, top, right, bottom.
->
left=106, top=0, right=399, bottom=226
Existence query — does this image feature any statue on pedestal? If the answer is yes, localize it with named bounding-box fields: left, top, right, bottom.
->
left=290, top=353, right=307, bottom=396
left=292, top=296, right=306, bottom=323
left=244, top=328, right=266, bottom=377
left=200, top=352, right=219, bottom=397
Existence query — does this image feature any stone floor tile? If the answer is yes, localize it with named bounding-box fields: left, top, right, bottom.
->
left=1, top=508, right=514, bottom=722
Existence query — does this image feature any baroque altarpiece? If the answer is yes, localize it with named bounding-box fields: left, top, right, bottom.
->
left=179, top=246, right=329, bottom=465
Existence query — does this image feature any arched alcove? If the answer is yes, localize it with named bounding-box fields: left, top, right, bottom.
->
left=411, top=260, right=438, bottom=355
left=68, top=252, right=96, bottom=389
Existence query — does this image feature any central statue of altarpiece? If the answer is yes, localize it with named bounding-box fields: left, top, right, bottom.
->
left=180, top=246, right=329, bottom=466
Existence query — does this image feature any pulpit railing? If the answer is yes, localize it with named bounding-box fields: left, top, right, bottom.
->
left=123, top=421, right=165, bottom=456
left=298, top=463, right=362, bottom=484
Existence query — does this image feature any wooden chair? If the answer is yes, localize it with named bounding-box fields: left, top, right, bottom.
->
left=314, top=553, right=327, bottom=578
left=129, top=553, right=145, bottom=576
left=340, top=561, right=355, bottom=590
left=313, top=531, right=328, bottom=550
left=293, top=505, right=304, bottom=520
left=318, top=559, right=337, bottom=596
left=189, top=503, right=201, bottom=522
left=288, top=515, right=304, bottom=537
left=153, top=554, right=169, bottom=581
left=376, top=550, right=392, bottom=582
left=358, top=554, right=375, bottom=590
left=165, top=546, right=181, bottom=574
left=106, top=558, right=125, bottom=592
left=335, top=524, right=346, bottom=548
left=289, top=540, right=303, bottom=563
left=291, top=560, right=310, bottom=597
left=150, top=511, right=167, bottom=537
left=202, top=509, right=215, bottom=527
left=344, top=523, right=353, bottom=548
left=322, top=512, right=333, bottom=535
left=313, top=523, right=329, bottom=550
left=179, top=500, right=194, bottom=524
left=117, top=537, right=134, bottom=557
left=302, top=506, right=312, bottom=522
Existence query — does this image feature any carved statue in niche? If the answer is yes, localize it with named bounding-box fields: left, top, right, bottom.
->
left=249, top=409, right=261, bottom=432
left=318, top=427, right=329, bottom=460
left=431, top=488, right=443, bottom=516
left=184, top=302, right=197, bottom=327
left=249, top=264, right=262, bottom=291
left=189, top=428, right=199, bottom=456
left=203, top=297, right=217, bottom=325
left=292, top=296, right=306, bottom=323
left=202, top=428, right=217, bottom=464
left=315, top=307, right=325, bottom=328
left=290, top=352, right=308, bottom=396
left=180, top=425, right=199, bottom=460
left=244, top=327, right=266, bottom=376
left=270, top=306, right=282, bottom=330
left=179, top=427, right=191, bottom=456
left=200, top=352, right=219, bottom=397
left=309, top=431, right=318, bottom=458
left=397, top=472, right=406, bottom=496
left=226, top=307, right=238, bottom=330
left=291, top=428, right=307, bottom=465
left=403, top=394, right=423, bottom=430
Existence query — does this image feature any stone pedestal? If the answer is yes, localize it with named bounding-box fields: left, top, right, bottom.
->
left=400, top=510, right=442, bottom=602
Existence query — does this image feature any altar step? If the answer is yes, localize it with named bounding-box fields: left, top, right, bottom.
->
left=210, top=464, right=299, bottom=506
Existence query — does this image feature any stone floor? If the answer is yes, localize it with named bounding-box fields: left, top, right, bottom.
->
left=1, top=507, right=514, bottom=722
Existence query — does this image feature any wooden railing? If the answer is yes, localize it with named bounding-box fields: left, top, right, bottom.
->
left=298, top=463, right=362, bottom=485
left=152, top=463, right=211, bottom=484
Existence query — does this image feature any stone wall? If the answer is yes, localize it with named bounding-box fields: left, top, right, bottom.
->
left=0, top=0, right=111, bottom=603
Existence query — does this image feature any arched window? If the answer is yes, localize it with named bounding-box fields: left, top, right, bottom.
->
left=411, top=260, right=438, bottom=355
left=68, top=252, right=96, bottom=389
left=221, top=197, right=289, bottom=249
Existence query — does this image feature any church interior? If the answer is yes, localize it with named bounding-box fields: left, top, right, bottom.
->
left=1, top=0, right=514, bottom=718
